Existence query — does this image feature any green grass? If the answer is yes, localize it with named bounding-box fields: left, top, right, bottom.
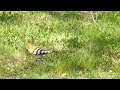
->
left=0, top=11, right=120, bottom=79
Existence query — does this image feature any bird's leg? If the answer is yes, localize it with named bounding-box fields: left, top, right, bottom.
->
left=36, top=55, right=44, bottom=59
left=36, top=55, right=48, bottom=62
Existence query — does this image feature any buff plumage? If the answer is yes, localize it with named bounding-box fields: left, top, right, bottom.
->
left=27, top=43, right=54, bottom=58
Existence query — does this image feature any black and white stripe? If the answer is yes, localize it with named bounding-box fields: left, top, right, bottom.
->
left=32, top=47, right=53, bottom=56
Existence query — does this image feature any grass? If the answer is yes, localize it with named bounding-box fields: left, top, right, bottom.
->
left=0, top=11, right=120, bottom=79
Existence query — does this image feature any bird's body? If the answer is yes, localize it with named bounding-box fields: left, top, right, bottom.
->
left=27, top=43, right=55, bottom=58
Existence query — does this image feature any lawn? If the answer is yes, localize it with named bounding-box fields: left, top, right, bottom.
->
left=0, top=11, right=120, bottom=79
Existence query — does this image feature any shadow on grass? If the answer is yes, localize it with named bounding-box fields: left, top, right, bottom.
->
left=0, top=11, right=23, bottom=24
left=47, top=11, right=85, bottom=21
left=90, top=33, right=120, bottom=70
left=47, top=11, right=103, bottom=23
left=64, top=37, right=83, bottom=48
left=92, top=34, right=120, bottom=57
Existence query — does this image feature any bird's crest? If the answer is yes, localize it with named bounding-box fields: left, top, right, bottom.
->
left=27, top=43, right=38, bottom=54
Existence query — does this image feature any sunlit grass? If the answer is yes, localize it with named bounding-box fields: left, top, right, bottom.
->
left=0, top=11, right=120, bottom=79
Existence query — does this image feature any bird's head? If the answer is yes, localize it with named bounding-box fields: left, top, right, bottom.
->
left=27, top=43, right=38, bottom=53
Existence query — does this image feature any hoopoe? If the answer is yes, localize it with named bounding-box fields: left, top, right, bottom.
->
left=27, top=43, right=55, bottom=58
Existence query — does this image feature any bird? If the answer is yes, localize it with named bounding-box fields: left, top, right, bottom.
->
left=27, top=43, right=55, bottom=59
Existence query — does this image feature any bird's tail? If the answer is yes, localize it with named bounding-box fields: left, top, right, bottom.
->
left=40, top=50, right=57, bottom=54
